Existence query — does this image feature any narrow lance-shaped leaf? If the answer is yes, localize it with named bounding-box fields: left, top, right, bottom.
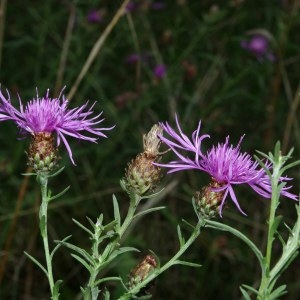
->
left=51, top=235, right=72, bottom=258
left=71, top=253, right=93, bottom=274
left=113, top=195, right=121, bottom=231
left=133, top=206, right=166, bottom=219
left=49, top=186, right=70, bottom=201
left=177, top=225, right=185, bottom=247
left=24, top=251, right=47, bottom=276
left=73, top=218, right=94, bottom=236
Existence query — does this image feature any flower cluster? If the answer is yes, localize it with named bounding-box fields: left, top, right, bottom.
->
left=0, top=88, right=114, bottom=167
left=156, top=115, right=297, bottom=216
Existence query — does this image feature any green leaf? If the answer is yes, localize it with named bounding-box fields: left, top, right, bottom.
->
left=113, top=195, right=121, bottom=230
left=240, top=284, right=259, bottom=295
left=91, top=286, right=100, bottom=300
left=254, top=155, right=273, bottom=177
left=72, top=218, right=94, bottom=236
left=104, top=247, right=140, bottom=267
left=94, top=276, right=122, bottom=286
left=274, top=141, right=281, bottom=159
left=281, top=159, right=300, bottom=173
left=49, top=186, right=70, bottom=201
left=239, top=286, right=251, bottom=300
left=39, top=215, right=46, bottom=238
left=206, top=220, right=264, bottom=272
left=24, top=251, right=47, bottom=276
left=120, top=179, right=127, bottom=191
left=103, top=289, right=110, bottom=300
left=172, top=260, right=201, bottom=268
left=140, top=187, right=165, bottom=200
left=269, top=284, right=287, bottom=299
left=133, top=206, right=166, bottom=219
left=21, top=172, right=37, bottom=176
left=111, top=247, right=139, bottom=258
left=48, top=166, right=65, bottom=177
left=51, top=280, right=63, bottom=299
left=103, top=219, right=118, bottom=232
left=51, top=235, right=72, bottom=258
left=71, top=253, right=93, bottom=273
left=57, top=241, right=94, bottom=265
left=181, top=219, right=196, bottom=231
left=276, top=232, right=285, bottom=248
left=177, top=225, right=185, bottom=247
left=270, top=216, right=283, bottom=237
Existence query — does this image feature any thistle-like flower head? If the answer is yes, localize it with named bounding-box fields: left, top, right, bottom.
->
left=155, top=114, right=210, bottom=172
left=0, top=88, right=114, bottom=165
left=156, top=115, right=297, bottom=216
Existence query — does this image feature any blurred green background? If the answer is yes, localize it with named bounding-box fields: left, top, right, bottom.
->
left=1, top=0, right=300, bottom=299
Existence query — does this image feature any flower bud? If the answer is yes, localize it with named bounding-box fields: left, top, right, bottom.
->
left=125, top=152, right=162, bottom=195
left=143, top=124, right=163, bottom=156
left=124, top=124, right=163, bottom=195
left=127, top=255, right=157, bottom=295
left=195, top=180, right=225, bottom=218
left=27, top=132, right=60, bottom=173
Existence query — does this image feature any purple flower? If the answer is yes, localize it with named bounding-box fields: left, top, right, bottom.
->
left=151, top=1, right=166, bottom=10
left=157, top=115, right=210, bottom=172
left=241, top=33, right=275, bottom=61
left=156, top=116, right=297, bottom=215
left=153, top=64, right=167, bottom=79
left=87, top=9, right=104, bottom=23
left=126, top=1, right=139, bottom=12
left=0, top=88, right=114, bottom=165
left=199, top=136, right=283, bottom=215
left=125, top=53, right=141, bottom=64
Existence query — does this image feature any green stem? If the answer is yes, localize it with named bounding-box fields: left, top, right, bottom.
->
left=38, top=173, right=56, bottom=299
left=268, top=204, right=300, bottom=290
left=265, top=190, right=278, bottom=269
left=118, top=218, right=206, bottom=300
left=86, top=192, right=141, bottom=299
left=258, top=164, right=282, bottom=298
left=103, top=192, right=141, bottom=260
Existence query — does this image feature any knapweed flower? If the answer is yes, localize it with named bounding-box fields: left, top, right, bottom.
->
left=0, top=88, right=114, bottom=167
left=87, top=9, right=105, bottom=23
left=151, top=1, right=166, bottom=10
left=153, top=64, right=167, bottom=79
left=125, top=1, right=139, bottom=12
left=156, top=116, right=297, bottom=216
left=125, top=53, right=142, bottom=65
left=240, top=32, right=275, bottom=62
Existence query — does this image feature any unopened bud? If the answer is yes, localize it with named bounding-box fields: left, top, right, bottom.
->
left=124, top=124, right=163, bottom=195
left=125, top=152, right=162, bottom=195
left=195, top=180, right=225, bottom=218
left=143, top=124, right=163, bottom=157
left=127, top=255, right=157, bottom=295
left=27, top=132, right=60, bottom=173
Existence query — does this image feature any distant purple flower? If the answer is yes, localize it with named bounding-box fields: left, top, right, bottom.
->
left=156, top=116, right=297, bottom=215
left=126, top=1, right=139, bottom=12
left=125, top=53, right=141, bottom=64
left=153, top=64, right=167, bottom=79
left=151, top=1, right=166, bottom=10
left=87, top=9, right=104, bottom=23
left=241, top=33, right=275, bottom=61
left=0, top=88, right=114, bottom=165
